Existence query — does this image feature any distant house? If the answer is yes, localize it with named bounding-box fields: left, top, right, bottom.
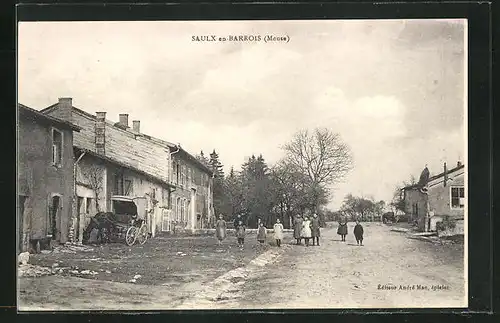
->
left=18, top=103, right=81, bottom=252
left=402, top=162, right=465, bottom=233
left=41, top=98, right=214, bottom=242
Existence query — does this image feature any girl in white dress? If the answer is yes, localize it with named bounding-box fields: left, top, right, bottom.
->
left=301, top=216, right=312, bottom=247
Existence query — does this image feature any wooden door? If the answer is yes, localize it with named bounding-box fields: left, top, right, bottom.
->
left=18, top=195, right=26, bottom=253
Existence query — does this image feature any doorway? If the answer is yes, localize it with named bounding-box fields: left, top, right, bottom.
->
left=50, top=195, right=61, bottom=241
left=76, top=196, right=84, bottom=242
left=190, top=188, right=196, bottom=230
left=18, top=195, right=27, bottom=253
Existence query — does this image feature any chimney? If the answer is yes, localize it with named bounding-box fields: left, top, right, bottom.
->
left=443, top=162, right=448, bottom=187
left=95, top=112, right=106, bottom=155
left=58, top=97, right=73, bottom=121
left=457, top=161, right=462, bottom=167
left=119, top=114, right=129, bottom=128
left=132, top=120, right=140, bottom=133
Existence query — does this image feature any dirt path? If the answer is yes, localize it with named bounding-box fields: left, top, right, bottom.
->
left=18, top=224, right=465, bottom=310
left=237, top=222, right=466, bottom=309
left=18, top=232, right=293, bottom=310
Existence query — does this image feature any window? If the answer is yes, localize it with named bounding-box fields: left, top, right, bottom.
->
left=176, top=163, right=180, bottom=185
left=77, top=197, right=84, bottom=214
left=51, top=129, right=63, bottom=166
left=176, top=197, right=181, bottom=221
left=124, top=179, right=132, bottom=196
left=86, top=198, right=93, bottom=214
left=182, top=200, right=187, bottom=222
left=451, top=186, right=465, bottom=208
left=412, top=203, right=418, bottom=217
left=114, top=172, right=124, bottom=195
left=181, top=199, right=185, bottom=222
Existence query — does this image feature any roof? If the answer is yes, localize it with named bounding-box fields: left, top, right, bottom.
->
left=19, top=103, right=81, bottom=131
left=402, top=164, right=465, bottom=190
left=111, top=195, right=147, bottom=202
left=43, top=102, right=212, bottom=175
left=74, top=147, right=176, bottom=189
left=174, top=146, right=213, bottom=175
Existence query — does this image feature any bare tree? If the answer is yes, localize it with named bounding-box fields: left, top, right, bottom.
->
left=81, top=164, right=104, bottom=213
left=282, top=128, right=353, bottom=212
left=282, top=128, right=353, bottom=186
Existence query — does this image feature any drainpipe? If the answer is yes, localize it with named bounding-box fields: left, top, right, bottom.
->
left=168, top=145, right=181, bottom=231
left=168, top=144, right=181, bottom=190
left=72, top=151, right=86, bottom=243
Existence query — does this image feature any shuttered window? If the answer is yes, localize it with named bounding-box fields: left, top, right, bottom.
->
left=51, top=129, right=63, bottom=166
left=451, top=186, right=465, bottom=208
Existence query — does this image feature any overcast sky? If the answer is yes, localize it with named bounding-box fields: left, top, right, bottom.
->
left=18, top=19, right=466, bottom=208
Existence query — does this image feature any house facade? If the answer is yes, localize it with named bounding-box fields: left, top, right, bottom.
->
left=41, top=98, right=213, bottom=241
left=403, top=162, right=465, bottom=232
left=169, top=149, right=213, bottom=232
left=18, top=104, right=81, bottom=252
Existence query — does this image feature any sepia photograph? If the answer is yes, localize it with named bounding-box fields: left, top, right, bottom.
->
left=17, top=19, right=467, bottom=310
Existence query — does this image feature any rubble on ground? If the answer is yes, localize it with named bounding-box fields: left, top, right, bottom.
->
left=18, top=264, right=54, bottom=278
left=18, top=261, right=99, bottom=278
left=51, top=243, right=95, bottom=254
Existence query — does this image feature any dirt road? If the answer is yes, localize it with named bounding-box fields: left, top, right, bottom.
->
left=18, top=223, right=465, bottom=310
left=18, top=231, right=293, bottom=310
left=237, top=222, right=466, bottom=309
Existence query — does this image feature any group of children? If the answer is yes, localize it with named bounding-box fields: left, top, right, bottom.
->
left=214, top=214, right=284, bottom=250
left=214, top=213, right=365, bottom=249
left=337, top=214, right=365, bottom=245
left=292, top=213, right=321, bottom=246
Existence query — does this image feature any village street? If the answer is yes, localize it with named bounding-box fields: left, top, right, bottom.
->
left=235, top=222, right=466, bottom=309
left=18, top=223, right=465, bottom=310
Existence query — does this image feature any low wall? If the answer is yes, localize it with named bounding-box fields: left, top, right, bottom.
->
left=163, top=228, right=294, bottom=236
left=437, top=219, right=464, bottom=237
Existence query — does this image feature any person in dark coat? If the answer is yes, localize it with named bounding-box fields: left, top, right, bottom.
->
left=354, top=220, right=364, bottom=246
left=236, top=220, right=246, bottom=249
left=257, top=222, right=267, bottom=244
left=337, top=214, right=348, bottom=242
left=311, top=213, right=321, bottom=246
left=293, top=215, right=303, bottom=245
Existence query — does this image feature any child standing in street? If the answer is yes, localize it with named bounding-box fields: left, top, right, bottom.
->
left=215, top=214, right=226, bottom=246
left=257, top=222, right=267, bottom=244
left=236, top=221, right=246, bottom=249
left=273, top=219, right=284, bottom=247
left=311, top=213, right=321, bottom=246
left=337, top=214, right=348, bottom=242
left=301, top=216, right=312, bottom=247
left=354, top=220, right=364, bottom=246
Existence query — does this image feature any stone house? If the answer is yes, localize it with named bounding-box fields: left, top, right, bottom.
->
left=402, top=162, right=465, bottom=233
left=41, top=98, right=214, bottom=242
left=18, top=103, right=81, bottom=252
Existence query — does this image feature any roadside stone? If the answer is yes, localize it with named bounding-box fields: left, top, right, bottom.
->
left=19, top=252, right=30, bottom=265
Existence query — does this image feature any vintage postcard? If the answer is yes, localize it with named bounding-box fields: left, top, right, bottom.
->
left=17, top=19, right=467, bottom=310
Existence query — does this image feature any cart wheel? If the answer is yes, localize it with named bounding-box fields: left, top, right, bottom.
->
left=125, top=226, right=137, bottom=246
left=137, top=224, right=148, bottom=245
